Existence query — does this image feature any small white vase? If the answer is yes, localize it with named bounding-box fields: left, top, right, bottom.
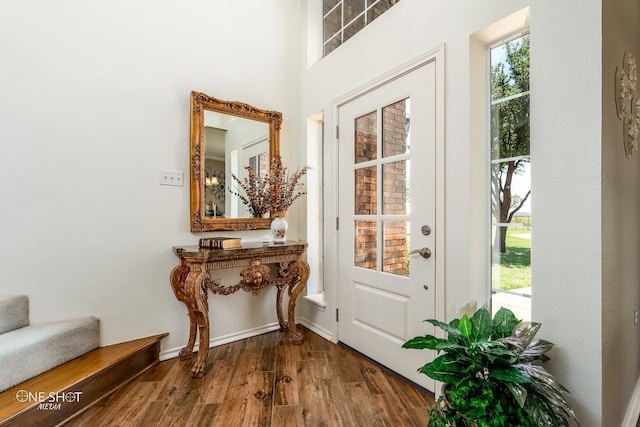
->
left=271, top=214, right=288, bottom=243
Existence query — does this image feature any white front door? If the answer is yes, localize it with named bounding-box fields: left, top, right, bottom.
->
left=337, top=59, right=440, bottom=391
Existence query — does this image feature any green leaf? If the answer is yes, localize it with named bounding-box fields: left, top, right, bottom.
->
left=505, top=382, right=528, bottom=407
left=499, top=336, right=525, bottom=352
left=425, top=319, right=463, bottom=339
left=513, top=321, right=541, bottom=348
left=492, top=307, right=519, bottom=338
left=402, top=335, right=444, bottom=350
left=458, top=314, right=473, bottom=338
left=433, top=342, right=469, bottom=354
left=474, top=342, right=516, bottom=363
left=520, top=339, right=554, bottom=362
left=518, top=364, right=570, bottom=392
left=419, top=354, right=470, bottom=383
left=490, top=366, right=533, bottom=383
left=525, top=394, right=560, bottom=427
left=471, top=308, right=493, bottom=340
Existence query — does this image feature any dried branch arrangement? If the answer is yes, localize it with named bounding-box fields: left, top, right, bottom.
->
left=230, top=155, right=310, bottom=218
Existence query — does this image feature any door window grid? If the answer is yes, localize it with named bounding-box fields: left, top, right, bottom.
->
left=353, top=98, right=411, bottom=277
left=323, top=0, right=400, bottom=57
left=489, top=34, right=531, bottom=320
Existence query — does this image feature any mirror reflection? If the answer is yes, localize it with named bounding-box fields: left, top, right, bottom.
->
left=190, top=91, right=281, bottom=232
left=203, top=111, right=269, bottom=219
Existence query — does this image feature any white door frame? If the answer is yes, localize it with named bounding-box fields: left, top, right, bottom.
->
left=326, top=44, right=446, bottom=342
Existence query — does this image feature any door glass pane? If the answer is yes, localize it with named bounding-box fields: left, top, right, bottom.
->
left=383, top=220, right=410, bottom=277
left=491, top=223, right=531, bottom=314
left=323, top=3, right=342, bottom=43
left=355, top=111, right=377, bottom=163
left=324, top=37, right=341, bottom=57
left=382, top=160, right=408, bottom=215
left=367, top=0, right=398, bottom=23
left=259, top=152, right=269, bottom=177
left=355, top=166, right=377, bottom=215
left=355, top=220, right=377, bottom=270
left=323, top=0, right=340, bottom=13
left=491, top=160, right=531, bottom=318
left=491, top=160, right=531, bottom=272
left=383, top=98, right=410, bottom=157
left=490, top=94, right=530, bottom=159
left=344, top=0, right=365, bottom=23
left=249, top=152, right=269, bottom=178
left=344, top=15, right=365, bottom=43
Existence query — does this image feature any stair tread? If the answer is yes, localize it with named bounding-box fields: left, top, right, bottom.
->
left=0, top=333, right=167, bottom=421
left=0, top=316, right=100, bottom=392
left=0, top=317, right=98, bottom=346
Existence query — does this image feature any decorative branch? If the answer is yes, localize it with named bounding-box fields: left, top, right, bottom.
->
left=229, top=166, right=270, bottom=218
left=268, top=155, right=311, bottom=215
left=229, top=155, right=310, bottom=218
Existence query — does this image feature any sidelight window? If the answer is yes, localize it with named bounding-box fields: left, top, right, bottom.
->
left=490, top=34, right=531, bottom=320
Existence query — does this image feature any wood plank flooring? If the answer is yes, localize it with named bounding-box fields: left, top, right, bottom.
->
left=64, top=327, right=435, bottom=426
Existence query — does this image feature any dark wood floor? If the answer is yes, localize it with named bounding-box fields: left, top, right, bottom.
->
left=64, top=327, right=435, bottom=426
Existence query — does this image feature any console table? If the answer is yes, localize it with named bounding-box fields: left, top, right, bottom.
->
left=170, top=241, right=309, bottom=377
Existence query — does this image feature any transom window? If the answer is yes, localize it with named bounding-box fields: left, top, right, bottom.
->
left=323, top=0, right=400, bottom=57
left=490, top=34, right=531, bottom=320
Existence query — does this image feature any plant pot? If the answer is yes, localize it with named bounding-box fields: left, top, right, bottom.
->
left=271, top=214, right=288, bottom=243
left=441, top=383, right=453, bottom=407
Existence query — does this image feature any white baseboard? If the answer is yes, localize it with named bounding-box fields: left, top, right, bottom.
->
left=160, top=318, right=335, bottom=361
left=623, top=376, right=640, bottom=427
left=296, top=317, right=334, bottom=342
left=159, top=322, right=281, bottom=361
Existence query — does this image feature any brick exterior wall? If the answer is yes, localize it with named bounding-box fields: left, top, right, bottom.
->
left=353, top=99, right=410, bottom=275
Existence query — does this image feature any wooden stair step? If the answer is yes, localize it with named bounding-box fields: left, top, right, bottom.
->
left=0, top=333, right=168, bottom=427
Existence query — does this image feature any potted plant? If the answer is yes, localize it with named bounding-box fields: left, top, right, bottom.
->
left=403, top=307, right=580, bottom=426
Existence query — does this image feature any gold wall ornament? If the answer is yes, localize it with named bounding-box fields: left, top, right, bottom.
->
left=615, top=52, right=640, bottom=158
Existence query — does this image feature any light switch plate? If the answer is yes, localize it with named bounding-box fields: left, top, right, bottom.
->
left=159, top=169, right=184, bottom=187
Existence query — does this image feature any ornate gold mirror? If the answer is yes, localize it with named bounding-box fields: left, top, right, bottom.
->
left=190, top=91, right=281, bottom=231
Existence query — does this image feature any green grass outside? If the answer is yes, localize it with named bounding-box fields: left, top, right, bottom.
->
left=492, top=228, right=531, bottom=291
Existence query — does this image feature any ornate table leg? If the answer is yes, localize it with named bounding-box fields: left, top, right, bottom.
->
left=276, top=284, right=287, bottom=332
left=170, top=263, right=197, bottom=361
left=277, top=257, right=310, bottom=344
left=185, top=268, right=210, bottom=377
left=171, top=260, right=211, bottom=378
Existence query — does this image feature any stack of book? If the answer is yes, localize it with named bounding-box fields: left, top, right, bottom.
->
left=199, top=237, right=242, bottom=250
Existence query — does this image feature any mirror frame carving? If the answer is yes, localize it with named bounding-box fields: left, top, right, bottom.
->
left=190, top=91, right=281, bottom=232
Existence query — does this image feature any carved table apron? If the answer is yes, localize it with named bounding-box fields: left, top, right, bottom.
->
left=170, top=241, right=309, bottom=377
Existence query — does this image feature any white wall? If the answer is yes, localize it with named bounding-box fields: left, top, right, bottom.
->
left=531, top=2, right=603, bottom=425
left=298, top=0, right=605, bottom=424
left=0, top=0, right=301, bottom=356
left=602, top=1, right=640, bottom=425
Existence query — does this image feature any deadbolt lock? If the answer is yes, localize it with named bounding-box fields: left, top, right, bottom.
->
left=421, top=225, right=431, bottom=236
